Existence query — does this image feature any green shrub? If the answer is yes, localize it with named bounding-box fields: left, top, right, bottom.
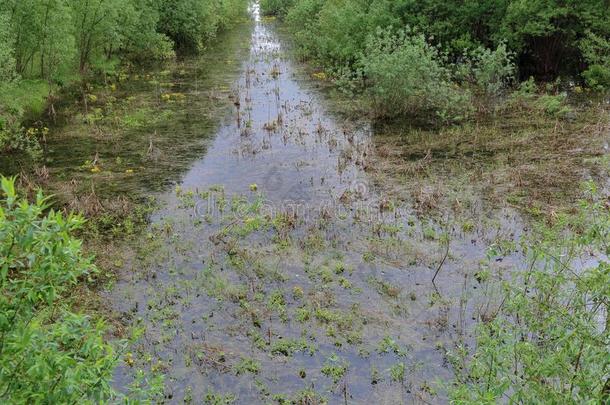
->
left=449, top=183, right=610, bottom=403
left=120, top=2, right=176, bottom=62
left=281, top=0, right=610, bottom=84
left=261, top=0, right=294, bottom=16
left=0, top=177, right=117, bottom=402
left=0, top=79, right=52, bottom=159
left=536, top=93, right=571, bottom=117
left=0, top=124, right=42, bottom=160
left=286, top=0, right=398, bottom=69
left=580, top=30, right=610, bottom=90
left=285, top=0, right=330, bottom=61
left=157, top=0, right=248, bottom=51
left=507, top=78, right=572, bottom=118
left=469, top=43, right=515, bottom=97
left=583, top=64, right=610, bottom=90
left=360, top=28, right=471, bottom=123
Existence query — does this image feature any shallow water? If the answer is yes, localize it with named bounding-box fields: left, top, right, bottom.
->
left=30, top=22, right=252, bottom=198
left=104, top=5, right=532, bottom=404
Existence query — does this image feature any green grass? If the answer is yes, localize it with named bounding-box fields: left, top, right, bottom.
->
left=0, top=79, right=51, bottom=118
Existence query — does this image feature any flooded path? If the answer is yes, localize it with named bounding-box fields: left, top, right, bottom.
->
left=110, top=4, right=528, bottom=404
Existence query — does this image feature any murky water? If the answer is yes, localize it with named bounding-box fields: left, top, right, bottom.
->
left=0, top=0, right=604, bottom=401
left=106, top=5, right=530, bottom=404
left=30, top=22, right=252, bottom=199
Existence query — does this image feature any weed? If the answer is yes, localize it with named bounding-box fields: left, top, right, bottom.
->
left=270, top=338, right=315, bottom=356
left=204, top=389, right=236, bottom=404
left=377, top=335, right=408, bottom=356
left=321, top=354, right=348, bottom=384
left=234, top=357, right=260, bottom=375
left=389, top=362, right=406, bottom=384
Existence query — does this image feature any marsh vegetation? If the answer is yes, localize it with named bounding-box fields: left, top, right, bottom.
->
left=1, top=0, right=609, bottom=403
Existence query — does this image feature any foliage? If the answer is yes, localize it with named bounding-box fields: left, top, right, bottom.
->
left=497, top=0, right=609, bottom=78
left=157, top=0, right=248, bottom=51
left=0, top=0, right=248, bottom=158
left=0, top=80, right=50, bottom=158
left=466, top=43, right=515, bottom=97
left=0, top=176, right=117, bottom=402
left=120, top=0, right=175, bottom=62
left=506, top=78, right=572, bottom=118
left=277, top=0, right=608, bottom=120
left=0, top=12, right=16, bottom=82
left=279, top=0, right=610, bottom=85
left=449, top=183, right=610, bottom=404
left=260, top=0, right=294, bottom=17
left=284, top=0, right=326, bottom=60
left=359, top=28, right=471, bottom=123
left=69, top=0, right=122, bottom=72
left=580, top=31, right=610, bottom=90
left=0, top=0, right=75, bottom=80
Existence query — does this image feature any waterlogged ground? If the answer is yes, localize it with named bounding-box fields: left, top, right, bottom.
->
left=19, top=3, right=600, bottom=405
left=105, top=5, right=541, bottom=404
left=22, top=21, right=252, bottom=201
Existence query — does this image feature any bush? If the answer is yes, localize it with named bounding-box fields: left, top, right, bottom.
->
left=469, top=43, right=515, bottom=97
left=360, top=28, right=471, bottom=123
left=285, top=0, right=326, bottom=60
left=0, top=79, right=51, bottom=159
left=449, top=183, right=610, bottom=404
left=580, top=30, right=610, bottom=90
left=261, top=0, right=294, bottom=16
left=583, top=64, right=610, bottom=91
left=120, top=1, right=176, bottom=62
left=536, top=93, right=571, bottom=117
left=157, top=0, right=248, bottom=51
left=506, top=78, right=572, bottom=118
left=285, top=0, right=398, bottom=69
left=0, top=177, right=117, bottom=402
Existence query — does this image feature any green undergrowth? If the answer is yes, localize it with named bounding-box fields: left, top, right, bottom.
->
left=264, top=0, right=609, bottom=124
left=0, top=176, right=163, bottom=402
left=449, top=181, right=610, bottom=403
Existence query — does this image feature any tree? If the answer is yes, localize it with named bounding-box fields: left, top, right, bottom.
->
left=1, top=0, right=74, bottom=80
left=37, top=0, right=74, bottom=80
left=119, top=0, right=175, bottom=61
left=70, top=0, right=121, bottom=72
left=0, top=12, right=16, bottom=81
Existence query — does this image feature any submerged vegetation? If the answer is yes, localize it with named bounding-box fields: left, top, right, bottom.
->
left=0, top=0, right=248, bottom=158
left=1, top=0, right=609, bottom=403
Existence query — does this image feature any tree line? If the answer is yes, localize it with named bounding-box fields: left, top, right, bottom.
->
left=0, top=0, right=248, bottom=160
left=263, top=0, right=610, bottom=84
left=262, top=0, right=610, bottom=122
left=0, top=0, right=248, bottom=82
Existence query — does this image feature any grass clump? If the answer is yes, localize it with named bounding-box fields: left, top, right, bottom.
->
left=321, top=353, right=348, bottom=384
left=234, top=357, right=260, bottom=376
left=270, top=338, right=315, bottom=356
